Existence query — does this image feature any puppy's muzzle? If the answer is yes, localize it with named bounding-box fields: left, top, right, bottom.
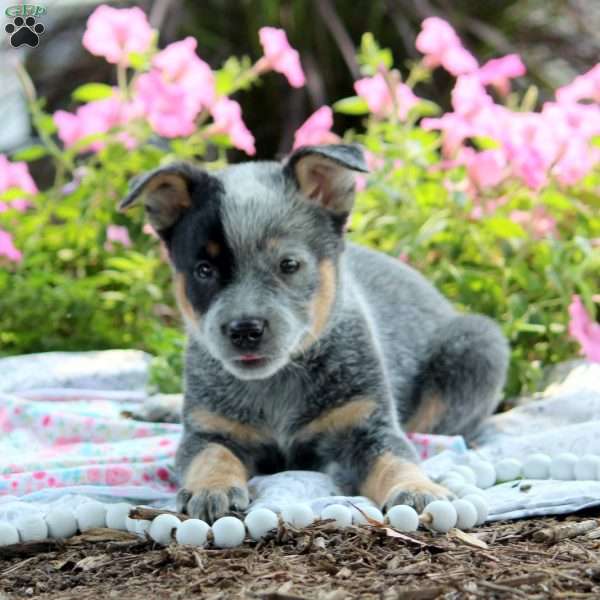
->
left=224, top=318, right=267, bottom=350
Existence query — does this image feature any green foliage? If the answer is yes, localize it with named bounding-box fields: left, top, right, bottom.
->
left=343, top=83, right=599, bottom=397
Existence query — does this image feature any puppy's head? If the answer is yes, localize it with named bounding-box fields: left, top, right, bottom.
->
left=121, top=144, right=367, bottom=380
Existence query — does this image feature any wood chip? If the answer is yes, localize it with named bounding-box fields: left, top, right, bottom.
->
left=450, top=528, right=489, bottom=549
left=533, top=519, right=598, bottom=543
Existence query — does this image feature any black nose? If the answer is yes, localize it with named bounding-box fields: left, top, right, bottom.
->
left=226, top=319, right=266, bottom=350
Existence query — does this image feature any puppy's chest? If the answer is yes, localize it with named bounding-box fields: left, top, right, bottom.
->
left=239, top=383, right=321, bottom=474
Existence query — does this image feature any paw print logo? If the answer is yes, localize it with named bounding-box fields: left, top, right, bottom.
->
left=5, top=16, right=45, bottom=48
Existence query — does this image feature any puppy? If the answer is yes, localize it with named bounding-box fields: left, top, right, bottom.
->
left=121, top=144, right=508, bottom=523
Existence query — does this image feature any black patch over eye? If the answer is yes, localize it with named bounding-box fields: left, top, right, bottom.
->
left=280, top=258, right=300, bottom=274
left=193, top=260, right=215, bottom=280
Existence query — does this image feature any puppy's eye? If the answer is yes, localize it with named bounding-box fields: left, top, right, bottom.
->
left=280, top=258, right=300, bottom=274
left=193, top=260, right=215, bottom=280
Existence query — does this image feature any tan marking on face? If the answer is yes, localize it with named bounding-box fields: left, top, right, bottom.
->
left=360, top=452, right=444, bottom=507
left=265, top=238, right=280, bottom=251
left=311, top=259, right=336, bottom=338
left=296, top=259, right=337, bottom=352
left=184, top=443, right=247, bottom=493
left=173, top=272, right=198, bottom=324
left=206, top=241, right=221, bottom=258
left=296, top=398, right=377, bottom=439
left=405, top=392, right=446, bottom=434
left=190, top=408, right=270, bottom=445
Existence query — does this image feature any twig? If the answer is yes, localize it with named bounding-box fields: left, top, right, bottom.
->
left=533, top=519, right=598, bottom=543
left=479, top=580, right=528, bottom=597
left=128, top=506, right=190, bottom=522
left=0, top=539, right=61, bottom=559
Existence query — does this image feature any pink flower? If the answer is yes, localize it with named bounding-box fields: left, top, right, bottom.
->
left=210, top=98, right=256, bottom=155
left=258, top=27, right=305, bottom=88
left=451, top=75, right=493, bottom=117
left=416, top=17, right=478, bottom=76
left=354, top=73, right=419, bottom=120
left=293, top=106, right=339, bottom=149
left=54, top=95, right=138, bottom=152
left=0, top=155, right=37, bottom=211
left=152, top=37, right=215, bottom=113
left=477, top=54, right=526, bottom=95
left=509, top=206, right=557, bottom=239
left=105, top=225, right=132, bottom=251
left=459, top=148, right=507, bottom=189
left=556, top=64, right=600, bottom=105
left=82, top=5, right=154, bottom=66
left=568, top=295, right=600, bottom=362
left=422, top=113, right=474, bottom=156
left=552, top=136, right=599, bottom=186
left=135, top=72, right=197, bottom=138
left=0, top=229, right=22, bottom=262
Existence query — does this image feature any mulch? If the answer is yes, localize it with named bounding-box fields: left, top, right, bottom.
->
left=1, top=514, right=600, bottom=600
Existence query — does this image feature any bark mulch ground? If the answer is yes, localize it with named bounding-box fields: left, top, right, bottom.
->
left=1, top=514, right=600, bottom=600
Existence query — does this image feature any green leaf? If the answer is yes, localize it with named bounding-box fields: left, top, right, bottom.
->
left=12, top=145, right=48, bottom=162
left=72, top=83, right=114, bottom=103
left=36, top=113, right=57, bottom=135
left=472, top=136, right=501, bottom=151
left=333, top=96, right=370, bottom=115
left=128, top=52, right=148, bottom=71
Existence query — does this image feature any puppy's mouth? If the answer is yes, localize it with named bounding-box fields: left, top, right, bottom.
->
left=236, top=354, right=267, bottom=366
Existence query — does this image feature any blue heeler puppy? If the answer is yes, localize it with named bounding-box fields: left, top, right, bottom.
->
left=121, top=144, right=509, bottom=523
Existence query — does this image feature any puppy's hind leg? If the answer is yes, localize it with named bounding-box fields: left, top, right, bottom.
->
left=405, top=314, right=509, bottom=440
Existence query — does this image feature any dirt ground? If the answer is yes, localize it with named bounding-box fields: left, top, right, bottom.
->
left=2, top=512, right=600, bottom=600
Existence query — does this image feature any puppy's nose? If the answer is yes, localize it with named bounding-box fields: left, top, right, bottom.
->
left=225, top=318, right=266, bottom=350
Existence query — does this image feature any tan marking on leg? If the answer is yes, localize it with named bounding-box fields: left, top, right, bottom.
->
left=206, top=241, right=221, bottom=258
left=405, top=392, right=446, bottom=433
left=184, top=443, right=247, bottom=493
left=190, top=408, right=270, bottom=445
left=173, top=273, right=198, bottom=324
left=360, top=452, right=445, bottom=507
left=296, top=398, right=377, bottom=439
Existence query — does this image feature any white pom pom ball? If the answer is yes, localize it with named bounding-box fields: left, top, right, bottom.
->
left=452, top=499, right=478, bottom=530
left=470, top=461, right=496, bottom=489
left=45, top=508, right=78, bottom=539
left=126, top=517, right=151, bottom=537
left=495, top=458, right=522, bottom=482
left=457, top=484, right=484, bottom=498
left=244, top=508, right=279, bottom=540
left=212, top=516, right=245, bottom=548
left=175, top=519, right=210, bottom=546
left=0, top=522, right=20, bottom=546
left=351, top=504, right=384, bottom=525
left=281, top=503, right=314, bottom=528
left=75, top=501, right=107, bottom=532
left=449, top=466, right=476, bottom=484
left=149, top=513, right=181, bottom=545
left=105, top=503, right=132, bottom=531
left=522, top=453, right=551, bottom=479
left=550, top=452, right=578, bottom=480
left=16, top=515, right=48, bottom=542
left=386, top=505, right=418, bottom=532
left=462, top=494, right=489, bottom=525
left=321, top=504, right=352, bottom=528
left=421, top=500, right=457, bottom=533
left=574, top=455, right=600, bottom=481
left=440, top=477, right=466, bottom=495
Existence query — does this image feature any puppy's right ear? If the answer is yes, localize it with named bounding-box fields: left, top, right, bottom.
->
left=119, top=163, right=195, bottom=233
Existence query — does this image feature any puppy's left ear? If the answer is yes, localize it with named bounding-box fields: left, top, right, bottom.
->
left=285, top=144, right=368, bottom=216
left=119, top=162, right=196, bottom=233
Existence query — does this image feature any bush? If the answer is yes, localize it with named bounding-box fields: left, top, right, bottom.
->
left=0, top=7, right=598, bottom=396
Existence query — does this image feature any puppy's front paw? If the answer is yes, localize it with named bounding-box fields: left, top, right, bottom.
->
left=384, top=479, right=453, bottom=514
left=176, top=485, right=249, bottom=523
